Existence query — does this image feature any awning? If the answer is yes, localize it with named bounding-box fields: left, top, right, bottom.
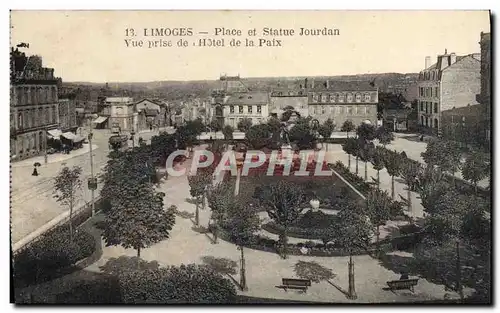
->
left=93, top=116, right=108, bottom=124
left=47, top=129, right=63, bottom=138
left=73, top=135, right=85, bottom=142
left=61, top=132, right=76, bottom=140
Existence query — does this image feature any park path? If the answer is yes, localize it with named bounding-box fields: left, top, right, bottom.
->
left=83, top=145, right=463, bottom=303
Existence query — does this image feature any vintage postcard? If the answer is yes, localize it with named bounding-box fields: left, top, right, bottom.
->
left=10, top=10, right=491, bottom=304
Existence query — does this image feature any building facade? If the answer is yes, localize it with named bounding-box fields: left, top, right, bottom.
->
left=135, top=99, right=163, bottom=131
left=58, top=99, right=77, bottom=132
left=307, top=80, right=378, bottom=126
left=478, top=32, right=491, bottom=143
left=212, top=75, right=269, bottom=128
left=417, top=50, right=481, bottom=133
left=10, top=49, right=60, bottom=161
left=97, top=97, right=137, bottom=132
left=269, top=88, right=309, bottom=118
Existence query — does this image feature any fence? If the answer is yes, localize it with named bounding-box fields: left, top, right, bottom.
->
left=12, top=196, right=104, bottom=256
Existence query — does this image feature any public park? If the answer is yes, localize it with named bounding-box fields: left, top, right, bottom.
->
left=11, top=112, right=491, bottom=304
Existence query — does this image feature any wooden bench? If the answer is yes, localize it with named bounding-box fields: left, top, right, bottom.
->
left=277, top=278, right=312, bottom=293
left=386, top=279, right=419, bottom=292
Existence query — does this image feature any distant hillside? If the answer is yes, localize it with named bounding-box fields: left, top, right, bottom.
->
left=64, top=72, right=419, bottom=102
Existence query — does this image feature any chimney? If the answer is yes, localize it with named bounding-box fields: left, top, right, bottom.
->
left=311, top=79, right=315, bottom=89
left=450, top=52, right=457, bottom=64
left=304, top=78, right=308, bottom=89
left=425, top=56, right=431, bottom=69
left=326, top=80, right=330, bottom=89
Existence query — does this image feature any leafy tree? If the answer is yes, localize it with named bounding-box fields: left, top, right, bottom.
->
left=341, top=120, right=355, bottom=138
left=383, top=149, right=402, bottom=199
left=289, top=118, right=317, bottom=149
left=399, top=158, right=421, bottom=215
left=342, top=137, right=357, bottom=171
left=206, top=182, right=234, bottom=243
left=209, top=119, right=223, bottom=135
left=102, top=181, right=175, bottom=259
left=118, top=263, right=237, bottom=303
left=245, top=124, right=271, bottom=149
left=358, top=141, right=375, bottom=182
left=237, top=118, right=253, bottom=132
left=333, top=201, right=373, bottom=299
left=370, top=146, right=385, bottom=187
left=188, top=169, right=213, bottom=226
left=224, top=199, right=260, bottom=291
left=461, top=151, right=489, bottom=193
left=266, top=117, right=282, bottom=134
left=441, top=141, right=463, bottom=180
left=258, top=181, right=305, bottom=258
left=222, top=125, right=234, bottom=141
left=376, top=126, right=395, bottom=147
left=356, top=123, right=376, bottom=142
left=176, top=125, right=198, bottom=151
left=366, top=189, right=391, bottom=253
left=318, top=119, right=336, bottom=151
left=53, top=166, right=83, bottom=241
left=421, top=138, right=444, bottom=166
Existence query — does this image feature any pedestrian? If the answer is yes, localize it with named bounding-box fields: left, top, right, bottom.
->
left=32, top=167, right=38, bottom=176
left=399, top=272, right=409, bottom=280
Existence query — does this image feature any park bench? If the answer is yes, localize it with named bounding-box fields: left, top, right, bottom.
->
left=385, top=279, right=419, bottom=292
left=277, top=278, right=312, bottom=293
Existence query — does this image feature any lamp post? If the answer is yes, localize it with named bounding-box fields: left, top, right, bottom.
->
left=44, top=127, right=48, bottom=164
left=234, top=144, right=246, bottom=197
left=87, top=118, right=97, bottom=216
left=130, top=130, right=136, bottom=148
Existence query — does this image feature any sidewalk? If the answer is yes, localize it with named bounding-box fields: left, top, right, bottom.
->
left=12, top=144, right=99, bottom=168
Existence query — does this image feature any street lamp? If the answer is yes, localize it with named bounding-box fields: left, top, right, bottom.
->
left=234, top=144, right=247, bottom=197
left=87, top=117, right=97, bottom=217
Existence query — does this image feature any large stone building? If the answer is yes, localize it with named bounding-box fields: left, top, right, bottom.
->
left=135, top=98, right=164, bottom=131
left=10, top=48, right=60, bottom=161
left=95, top=97, right=137, bottom=132
left=478, top=32, right=491, bottom=143
left=212, top=75, right=269, bottom=128
left=307, top=80, right=378, bottom=126
left=58, top=99, right=77, bottom=132
left=417, top=50, right=481, bottom=133
left=269, top=88, right=309, bottom=118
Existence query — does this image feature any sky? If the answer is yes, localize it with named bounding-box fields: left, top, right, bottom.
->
left=10, top=10, right=490, bottom=83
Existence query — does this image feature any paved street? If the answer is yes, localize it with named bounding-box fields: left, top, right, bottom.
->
left=10, top=128, right=172, bottom=245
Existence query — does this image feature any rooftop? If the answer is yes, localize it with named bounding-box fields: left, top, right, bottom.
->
left=225, top=92, right=269, bottom=105
left=105, top=97, right=134, bottom=104
left=310, top=80, right=378, bottom=92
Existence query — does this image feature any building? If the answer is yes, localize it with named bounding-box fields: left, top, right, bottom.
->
left=307, top=80, right=378, bottom=126
left=58, top=99, right=77, bottom=132
left=417, top=50, right=481, bottom=133
left=95, top=97, right=137, bottom=132
left=477, top=32, right=491, bottom=143
left=10, top=48, right=60, bottom=161
left=135, top=98, right=163, bottom=131
left=212, top=75, right=269, bottom=128
left=269, top=88, right=309, bottom=118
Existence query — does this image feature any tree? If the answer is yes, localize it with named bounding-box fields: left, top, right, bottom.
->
left=342, top=137, right=357, bottom=171
left=383, top=149, right=402, bottom=199
left=334, top=201, right=373, bottom=299
left=266, top=117, right=282, bottom=134
left=258, top=181, right=305, bottom=259
left=188, top=169, right=212, bottom=226
left=289, top=118, right=317, bottom=149
left=245, top=124, right=271, bottom=149
left=224, top=199, right=260, bottom=291
left=53, top=166, right=83, bottom=242
left=358, top=141, right=375, bottom=182
left=237, top=118, right=253, bottom=132
left=150, top=132, right=176, bottom=166
left=318, top=119, right=336, bottom=151
left=421, top=138, right=444, bottom=167
left=341, top=120, right=355, bottom=138
left=356, top=123, right=376, bottom=142
left=118, top=263, right=237, bottom=303
left=366, top=189, right=391, bottom=254
left=206, top=182, right=234, bottom=243
left=370, top=146, right=385, bottom=187
left=222, top=125, right=234, bottom=146
left=376, top=126, right=395, bottom=147
left=209, top=119, right=223, bottom=137
left=102, top=182, right=175, bottom=259
left=399, top=158, right=422, bottom=216
left=461, top=150, right=489, bottom=193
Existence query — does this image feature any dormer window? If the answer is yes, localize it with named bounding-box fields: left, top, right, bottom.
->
left=364, top=93, right=371, bottom=102
left=346, top=93, right=353, bottom=102
left=248, top=96, right=253, bottom=99
left=355, top=93, right=362, bottom=103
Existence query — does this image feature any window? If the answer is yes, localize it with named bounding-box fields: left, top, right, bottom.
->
left=338, top=93, right=345, bottom=102
left=312, top=94, right=319, bottom=102
left=52, top=105, right=57, bottom=123
left=434, top=103, right=438, bottom=113
left=355, top=106, right=359, bottom=114
left=420, top=101, right=424, bottom=111
left=257, top=106, right=261, bottom=114
left=321, top=106, right=326, bottom=114
left=434, top=87, right=438, bottom=98
left=346, top=93, right=353, bottom=102
left=366, top=106, right=371, bottom=114
left=364, top=93, right=371, bottom=102
left=239, top=106, right=243, bottom=114
left=321, top=94, right=328, bottom=102
left=355, top=93, right=362, bottom=103
left=298, top=91, right=303, bottom=95
left=348, top=106, right=353, bottom=114
left=430, top=88, right=433, bottom=98
left=18, top=112, right=23, bottom=129
left=330, top=106, right=335, bottom=114
left=340, top=107, right=344, bottom=114
left=248, top=106, right=252, bottom=114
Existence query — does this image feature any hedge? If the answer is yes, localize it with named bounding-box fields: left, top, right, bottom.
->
left=13, top=226, right=96, bottom=287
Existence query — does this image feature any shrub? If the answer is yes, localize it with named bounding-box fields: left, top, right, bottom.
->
left=13, top=227, right=96, bottom=286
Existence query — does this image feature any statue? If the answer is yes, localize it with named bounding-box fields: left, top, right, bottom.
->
left=280, top=123, right=292, bottom=151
